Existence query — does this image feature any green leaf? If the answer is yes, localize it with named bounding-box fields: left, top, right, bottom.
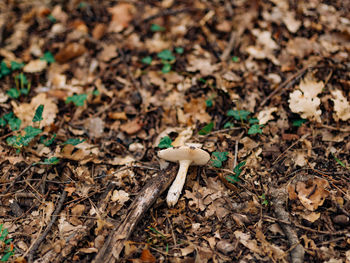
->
left=175, top=47, right=184, bottom=54
left=249, top=118, right=259, bottom=124
left=161, top=63, right=171, bottom=73
left=0, top=118, right=6, bottom=127
left=248, top=124, right=263, bottom=135
left=8, top=117, right=21, bottom=131
left=331, top=153, right=347, bottom=168
left=157, top=50, right=175, bottom=61
left=211, top=151, right=228, bottom=168
left=24, top=126, right=42, bottom=137
left=292, top=119, right=307, bottom=127
left=198, top=122, right=214, bottom=135
left=0, top=61, right=11, bottom=77
left=47, top=14, right=56, bottom=23
left=40, top=51, right=55, bottom=64
left=227, top=109, right=251, bottom=121
left=205, top=99, right=213, bottom=107
left=15, top=73, right=28, bottom=85
left=158, top=136, right=173, bottom=149
left=233, top=161, right=246, bottom=175
left=3, top=112, right=14, bottom=121
left=63, top=138, right=85, bottom=145
left=1, top=250, right=14, bottom=261
left=65, top=94, right=87, bottom=106
left=92, top=89, right=100, bottom=96
left=150, top=24, right=165, bottom=32
left=10, top=61, right=24, bottom=70
left=232, top=56, right=239, bottom=62
left=141, top=56, right=152, bottom=65
left=40, top=134, right=56, bottom=146
left=20, top=87, right=29, bottom=95
left=32, top=105, right=44, bottom=122
left=6, top=136, right=22, bottom=149
left=223, top=122, right=234, bottom=128
left=6, top=88, right=20, bottom=99
left=39, top=157, right=60, bottom=165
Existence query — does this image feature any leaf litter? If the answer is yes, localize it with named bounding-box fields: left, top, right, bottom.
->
left=0, top=0, right=349, bottom=262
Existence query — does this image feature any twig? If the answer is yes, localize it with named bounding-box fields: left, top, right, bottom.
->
left=221, top=31, right=237, bottom=61
left=3, top=164, right=33, bottom=194
left=270, top=187, right=304, bottom=263
left=260, top=66, right=309, bottom=107
left=142, top=8, right=199, bottom=23
left=93, top=165, right=178, bottom=263
left=233, top=139, right=239, bottom=169
left=27, top=190, right=67, bottom=263
left=273, top=134, right=310, bottom=165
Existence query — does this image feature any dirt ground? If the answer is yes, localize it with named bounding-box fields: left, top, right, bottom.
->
left=0, top=0, right=349, bottom=262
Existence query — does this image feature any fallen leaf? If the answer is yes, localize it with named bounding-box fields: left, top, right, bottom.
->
left=23, top=59, right=47, bottom=73
left=55, top=43, right=86, bottom=63
left=295, top=178, right=330, bottom=211
left=111, top=190, right=130, bottom=205
left=12, top=93, right=58, bottom=128
left=257, top=107, right=277, bottom=124
left=289, top=76, right=324, bottom=122
left=108, top=3, right=135, bottom=33
left=331, top=89, right=350, bottom=121
left=120, top=118, right=143, bottom=135
left=140, top=249, right=156, bottom=263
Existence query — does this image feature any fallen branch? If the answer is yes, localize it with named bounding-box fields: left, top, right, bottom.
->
left=93, top=164, right=177, bottom=263
left=271, top=187, right=304, bottom=263
left=27, top=190, right=67, bottom=263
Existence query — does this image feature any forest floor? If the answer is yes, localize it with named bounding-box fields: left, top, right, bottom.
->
left=0, top=0, right=350, bottom=262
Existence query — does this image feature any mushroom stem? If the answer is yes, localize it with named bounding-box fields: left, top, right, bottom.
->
left=166, top=159, right=192, bottom=207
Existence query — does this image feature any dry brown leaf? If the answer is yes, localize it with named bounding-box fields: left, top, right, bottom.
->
left=289, top=77, right=324, bottom=122
left=111, top=190, right=130, bottom=205
left=120, top=118, right=143, bottom=135
left=92, top=23, right=107, bottom=40
left=331, top=89, right=350, bottom=121
left=99, top=44, right=118, bottom=62
left=234, top=230, right=261, bottom=254
left=55, top=42, right=86, bottom=63
left=140, top=249, right=156, bottom=263
left=295, top=178, right=330, bottom=211
left=186, top=56, right=220, bottom=76
left=257, top=107, right=277, bottom=125
left=300, top=211, right=320, bottom=223
left=12, top=93, right=58, bottom=128
left=108, top=3, right=135, bottom=33
left=23, top=59, right=47, bottom=73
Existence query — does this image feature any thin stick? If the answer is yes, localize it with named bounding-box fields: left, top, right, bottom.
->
left=93, top=165, right=177, bottom=263
left=221, top=31, right=236, bottom=61
left=142, top=8, right=199, bottom=23
left=27, top=190, right=67, bottom=263
left=3, top=164, right=33, bottom=194
left=260, top=66, right=309, bottom=107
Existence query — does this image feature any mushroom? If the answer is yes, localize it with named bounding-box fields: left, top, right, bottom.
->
left=158, top=146, right=210, bottom=206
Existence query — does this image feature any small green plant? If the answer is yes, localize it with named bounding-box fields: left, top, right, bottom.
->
left=47, top=14, right=56, bottom=23
left=158, top=136, right=173, bottom=149
left=248, top=124, right=263, bottom=135
left=63, top=138, right=85, bottom=146
left=232, top=56, right=239, bottom=62
left=0, top=61, right=11, bottom=79
left=2, top=112, right=21, bottom=131
left=259, top=193, right=269, bottom=206
left=0, top=224, right=15, bottom=262
left=40, top=51, right=55, bottom=64
left=292, top=118, right=307, bottom=127
left=175, top=47, right=184, bottom=54
left=150, top=24, right=165, bottom=32
left=6, top=105, right=44, bottom=152
left=65, top=94, right=87, bottom=106
left=157, top=49, right=175, bottom=74
left=141, top=56, right=152, bottom=65
left=331, top=153, right=348, bottom=169
left=10, top=61, right=24, bottom=71
left=226, top=109, right=264, bottom=135
left=40, top=134, right=56, bottom=146
left=35, top=157, right=60, bottom=165
left=211, top=151, right=228, bottom=168
left=198, top=122, right=214, bottom=135
left=7, top=73, right=31, bottom=99
left=226, top=161, right=246, bottom=183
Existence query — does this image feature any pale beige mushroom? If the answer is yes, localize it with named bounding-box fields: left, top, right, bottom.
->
left=158, top=146, right=210, bottom=206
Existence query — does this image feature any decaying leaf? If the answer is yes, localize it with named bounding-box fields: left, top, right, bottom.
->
left=289, top=76, right=324, bottom=122
left=23, top=59, right=47, bottom=73
left=11, top=93, right=58, bottom=128
left=257, top=107, right=277, bottom=125
left=111, top=190, right=130, bottom=205
left=294, top=178, right=330, bottom=211
left=331, top=89, right=350, bottom=121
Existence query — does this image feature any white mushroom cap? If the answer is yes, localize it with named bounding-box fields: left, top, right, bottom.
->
left=158, top=146, right=210, bottom=165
